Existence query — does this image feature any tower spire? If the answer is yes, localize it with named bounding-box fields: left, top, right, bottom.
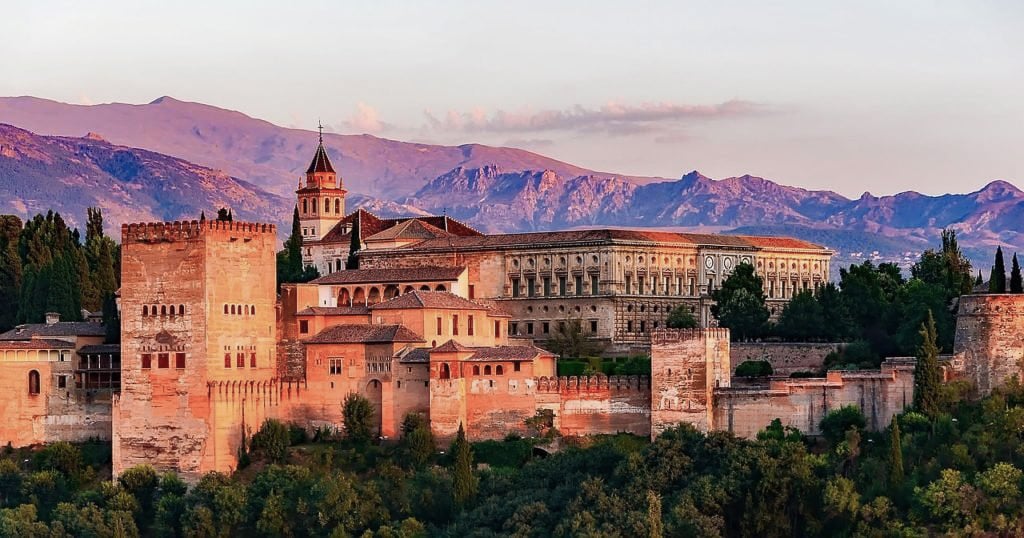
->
left=317, top=119, right=324, bottom=144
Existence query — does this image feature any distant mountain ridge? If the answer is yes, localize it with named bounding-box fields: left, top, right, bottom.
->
left=0, top=96, right=1020, bottom=270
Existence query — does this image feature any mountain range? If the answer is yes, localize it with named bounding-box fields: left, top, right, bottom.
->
left=0, top=96, right=1020, bottom=270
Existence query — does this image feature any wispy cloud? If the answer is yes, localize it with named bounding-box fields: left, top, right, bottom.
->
left=422, top=100, right=763, bottom=135
left=340, top=102, right=390, bottom=134
left=501, top=138, right=555, bottom=148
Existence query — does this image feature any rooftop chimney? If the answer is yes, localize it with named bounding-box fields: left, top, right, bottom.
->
left=45, top=312, right=60, bottom=325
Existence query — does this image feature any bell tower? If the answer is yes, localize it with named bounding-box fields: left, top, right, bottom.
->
left=297, top=123, right=347, bottom=242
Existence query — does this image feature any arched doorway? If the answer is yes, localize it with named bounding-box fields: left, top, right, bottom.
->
left=367, top=287, right=382, bottom=304
left=338, top=288, right=351, bottom=307
left=364, top=379, right=383, bottom=437
left=352, top=287, right=366, bottom=305
left=439, top=363, right=451, bottom=379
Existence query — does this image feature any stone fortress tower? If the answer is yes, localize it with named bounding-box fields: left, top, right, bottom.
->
left=953, top=294, right=1024, bottom=396
left=649, top=328, right=731, bottom=436
left=113, top=220, right=279, bottom=481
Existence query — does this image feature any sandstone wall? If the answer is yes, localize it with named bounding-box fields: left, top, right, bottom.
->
left=730, top=342, right=840, bottom=376
left=536, top=375, right=651, bottom=437
left=650, top=328, right=730, bottom=436
left=953, top=294, right=1024, bottom=396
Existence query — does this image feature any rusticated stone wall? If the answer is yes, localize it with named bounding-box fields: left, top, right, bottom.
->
left=953, top=294, right=1024, bottom=396
left=650, top=328, right=730, bottom=436
left=730, top=342, right=840, bottom=376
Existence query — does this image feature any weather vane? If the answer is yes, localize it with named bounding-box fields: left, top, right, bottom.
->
left=317, top=119, right=324, bottom=143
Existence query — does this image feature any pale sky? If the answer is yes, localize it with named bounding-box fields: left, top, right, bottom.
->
left=1, top=0, right=1021, bottom=197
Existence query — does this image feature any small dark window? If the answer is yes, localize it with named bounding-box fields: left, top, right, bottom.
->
left=300, top=320, right=309, bottom=334
left=468, top=315, right=474, bottom=336
left=230, top=305, right=235, bottom=315
left=468, top=285, right=475, bottom=299
left=496, top=365, right=504, bottom=375
left=179, top=305, right=185, bottom=316
left=161, top=305, right=167, bottom=316
left=511, top=278, right=521, bottom=298
left=484, top=365, right=492, bottom=375
left=453, top=315, right=459, bottom=336
left=250, top=353, right=257, bottom=368
left=57, top=375, right=67, bottom=389
left=175, top=353, right=186, bottom=369
left=28, top=370, right=40, bottom=395
left=251, top=305, right=256, bottom=315
left=158, top=353, right=169, bottom=368
left=224, top=354, right=231, bottom=368
left=495, top=320, right=501, bottom=338
left=141, top=354, right=152, bottom=369
left=436, top=317, right=443, bottom=336
left=472, top=365, right=480, bottom=375
left=237, top=353, right=245, bottom=368
left=224, top=304, right=229, bottom=314
left=590, top=320, right=598, bottom=333
left=526, top=322, right=534, bottom=335
left=142, top=305, right=148, bottom=316
left=514, top=362, right=521, bottom=372
left=542, top=322, right=550, bottom=334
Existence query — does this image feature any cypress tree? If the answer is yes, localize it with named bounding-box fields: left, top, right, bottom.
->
left=1011, top=254, right=1023, bottom=294
left=913, top=310, right=942, bottom=418
left=646, top=490, right=663, bottom=538
left=346, top=214, right=361, bottom=270
left=889, top=417, right=904, bottom=487
left=0, top=215, right=22, bottom=331
left=286, top=206, right=303, bottom=279
left=84, top=208, right=117, bottom=311
left=975, top=270, right=983, bottom=287
left=989, top=246, right=1007, bottom=293
left=451, top=423, right=477, bottom=506
left=102, top=292, right=120, bottom=344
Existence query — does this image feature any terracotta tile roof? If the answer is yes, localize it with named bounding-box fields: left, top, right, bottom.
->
left=397, top=347, right=430, bottom=363
left=311, top=267, right=465, bottom=286
left=0, top=338, right=76, bottom=350
left=431, top=340, right=475, bottom=353
left=368, top=228, right=826, bottom=252
left=295, top=306, right=371, bottom=316
left=314, top=209, right=482, bottom=246
left=305, top=324, right=424, bottom=344
left=78, top=344, right=122, bottom=355
left=466, top=345, right=550, bottom=361
left=306, top=142, right=336, bottom=174
left=364, top=219, right=449, bottom=242
left=0, top=322, right=106, bottom=340
left=371, top=291, right=490, bottom=311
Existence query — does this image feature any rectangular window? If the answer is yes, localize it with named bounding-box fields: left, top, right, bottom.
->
left=627, top=320, right=633, bottom=332
left=175, top=353, right=186, bottom=369
left=237, top=353, right=245, bottom=368
left=142, top=354, right=152, bottom=369
left=158, top=353, right=169, bottom=369
left=437, top=317, right=443, bottom=336
left=250, top=353, right=257, bottom=368
left=514, top=362, right=521, bottom=372
left=510, top=321, right=518, bottom=335
left=527, top=322, right=534, bottom=335
left=625, top=275, right=632, bottom=294
left=329, top=358, right=343, bottom=375
left=575, top=275, right=583, bottom=296
left=543, top=277, right=551, bottom=297
left=640, top=321, right=647, bottom=333
left=511, top=278, right=521, bottom=298
left=689, top=278, right=695, bottom=296
left=468, top=315, right=474, bottom=336
left=559, top=276, right=567, bottom=296
left=590, top=320, right=598, bottom=333
left=494, top=320, right=501, bottom=338
left=542, top=322, right=550, bottom=334
left=591, top=274, right=600, bottom=295
left=453, top=315, right=459, bottom=335
left=652, top=277, right=657, bottom=295
left=299, top=320, right=309, bottom=334
left=224, top=353, right=231, bottom=368
left=468, top=285, right=475, bottom=299
left=638, top=276, right=646, bottom=295
left=527, top=278, right=536, bottom=297
left=58, top=376, right=67, bottom=389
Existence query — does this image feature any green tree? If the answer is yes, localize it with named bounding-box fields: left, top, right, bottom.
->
left=889, top=418, right=904, bottom=488
left=251, top=419, right=291, bottom=463
left=544, top=318, right=605, bottom=358
left=989, top=246, right=1007, bottom=293
left=646, top=490, right=663, bottom=538
left=665, top=305, right=698, bottom=329
left=451, top=423, right=477, bottom=507
left=816, top=282, right=855, bottom=341
left=0, top=215, right=22, bottom=331
left=216, top=208, right=232, bottom=222
left=819, top=406, right=866, bottom=446
left=775, top=289, right=825, bottom=341
left=913, top=310, right=943, bottom=418
left=346, top=213, right=361, bottom=270
left=838, top=261, right=904, bottom=357
left=975, top=271, right=984, bottom=287
left=401, top=414, right=435, bottom=468
left=1011, top=254, right=1022, bottom=293
left=912, top=229, right=974, bottom=298
left=82, top=207, right=118, bottom=311
left=102, top=292, right=120, bottom=344
left=342, top=393, right=375, bottom=443
left=734, top=360, right=773, bottom=377
left=710, top=263, right=769, bottom=341
left=276, top=206, right=320, bottom=287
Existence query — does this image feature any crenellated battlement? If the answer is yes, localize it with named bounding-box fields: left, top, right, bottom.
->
left=650, top=327, right=730, bottom=343
left=121, top=220, right=277, bottom=244
left=535, top=374, right=650, bottom=393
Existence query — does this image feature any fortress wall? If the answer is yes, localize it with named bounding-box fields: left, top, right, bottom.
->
left=650, top=328, right=730, bottom=436
left=953, top=294, right=1024, bottom=396
left=464, top=375, right=538, bottom=440
left=730, top=342, right=839, bottom=375
left=536, top=375, right=651, bottom=437
left=714, top=360, right=915, bottom=438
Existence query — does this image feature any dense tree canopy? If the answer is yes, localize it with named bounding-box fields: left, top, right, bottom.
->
left=711, top=262, right=770, bottom=340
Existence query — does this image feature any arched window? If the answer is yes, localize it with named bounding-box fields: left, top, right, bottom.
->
left=143, top=306, right=148, bottom=316
left=302, top=199, right=308, bottom=214
left=161, top=305, right=167, bottom=316
left=312, top=198, right=318, bottom=213
left=224, top=304, right=229, bottom=314
left=472, top=365, right=480, bottom=375
left=151, top=305, right=158, bottom=317
left=324, top=198, right=330, bottom=213
left=335, top=198, right=341, bottom=213
left=496, top=365, right=504, bottom=376
left=244, top=305, right=249, bottom=315
left=179, top=305, right=185, bottom=316
left=251, top=305, right=256, bottom=315
left=236, top=305, right=241, bottom=315
left=336, top=259, right=342, bottom=272
left=28, top=370, right=40, bottom=395
left=440, top=363, right=451, bottom=379
left=420, top=285, right=431, bottom=291
left=484, top=365, right=492, bottom=375
left=230, top=305, right=235, bottom=315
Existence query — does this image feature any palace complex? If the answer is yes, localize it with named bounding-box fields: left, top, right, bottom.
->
left=1, top=136, right=1020, bottom=481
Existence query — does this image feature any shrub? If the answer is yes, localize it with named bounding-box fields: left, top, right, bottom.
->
left=250, top=419, right=290, bottom=463
left=735, top=360, right=774, bottom=377
left=820, top=405, right=866, bottom=445
left=343, top=393, right=375, bottom=443
left=287, top=423, right=308, bottom=446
